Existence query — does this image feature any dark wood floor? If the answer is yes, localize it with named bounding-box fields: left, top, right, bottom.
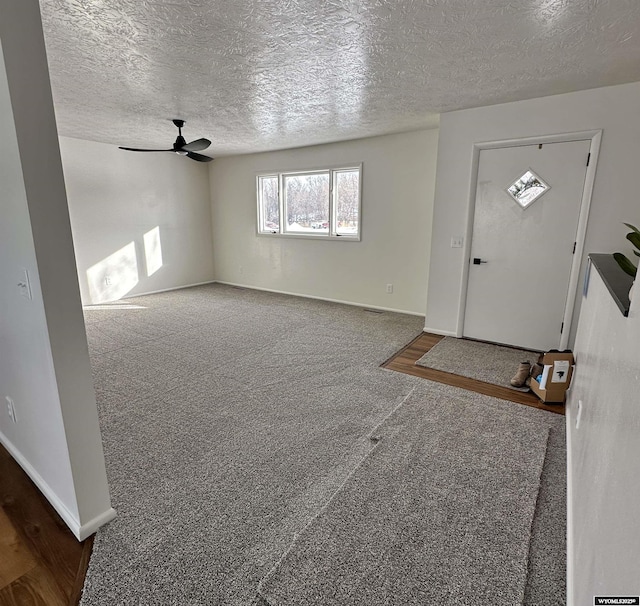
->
left=0, top=445, right=93, bottom=606
left=0, top=332, right=563, bottom=606
left=382, top=332, right=565, bottom=415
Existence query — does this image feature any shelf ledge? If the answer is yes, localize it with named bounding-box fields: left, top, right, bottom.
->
left=588, top=253, right=634, bottom=317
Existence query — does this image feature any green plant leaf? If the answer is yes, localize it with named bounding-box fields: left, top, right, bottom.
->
left=634, top=250, right=640, bottom=257
left=627, top=231, right=640, bottom=250
left=613, top=252, right=638, bottom=277
left=624, top=222, right=640, bottom=235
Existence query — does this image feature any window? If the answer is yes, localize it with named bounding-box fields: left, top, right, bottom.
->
left=257, top=165, right=361, bottom=239
left=258, top=175, right=279, bottom=232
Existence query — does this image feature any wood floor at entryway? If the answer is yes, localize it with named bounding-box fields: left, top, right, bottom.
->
left=0, top=445, right=93, bottom=606
left=382, top=332, right=565, bottom=416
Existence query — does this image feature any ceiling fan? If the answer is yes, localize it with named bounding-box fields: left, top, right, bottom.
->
left=118, top=119, right=213, bottom=162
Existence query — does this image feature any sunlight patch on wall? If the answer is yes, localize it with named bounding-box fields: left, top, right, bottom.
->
left=86, top=242, right=139, bottom=303
left=143, top=226, right=163, bottom=276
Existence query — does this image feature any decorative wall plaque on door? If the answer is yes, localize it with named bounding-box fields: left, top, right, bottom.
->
left=506, top=169, right=550, bottom=209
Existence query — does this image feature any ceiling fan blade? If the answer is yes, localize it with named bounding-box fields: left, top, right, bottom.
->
left=186, top=151, right=213, bottom=162
left=119, top=147, right=173, bottom=152
left=181, top=138, right=211, bottom=152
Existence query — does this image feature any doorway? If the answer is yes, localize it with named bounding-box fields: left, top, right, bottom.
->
left=463, top=137, right=596, bottom=351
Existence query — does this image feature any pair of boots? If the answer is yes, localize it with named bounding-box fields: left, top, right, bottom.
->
left=510, top=358, right=544, bottom=388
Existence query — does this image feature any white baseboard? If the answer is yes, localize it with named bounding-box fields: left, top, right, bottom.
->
left=214, top=280, right=426, bottom=317
left=121, top=279, right=216, bottom=300
left=82, top=280, right=217, bottom=306
left=77, top=507, right=117, bottom=541
left=86, top=278, right=426, bottom=317
left=422, top=326, right=458, bottom=337
left=0, top=431, right=116, bottom=541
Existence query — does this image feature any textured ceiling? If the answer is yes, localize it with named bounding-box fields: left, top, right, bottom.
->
left=39, top=0, right=640, bottom=156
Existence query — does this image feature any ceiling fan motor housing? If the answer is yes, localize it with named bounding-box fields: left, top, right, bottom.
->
left=174, top=135, right=188, bottom=153
left=173, top=119, right=187, bottom=153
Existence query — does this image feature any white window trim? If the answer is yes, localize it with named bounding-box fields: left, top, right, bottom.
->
left=256, top=164, right=362, bottom=241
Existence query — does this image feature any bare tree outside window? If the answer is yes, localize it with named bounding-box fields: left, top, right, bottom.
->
left=335, top=170, right=359, bottom=235
left=506, top=169, right=550, bottom=209
left=257, top=166, right=361, bottom=239
left=259, top=176, right=279, bottom=231
left=284, top=173, right=330, bottom=232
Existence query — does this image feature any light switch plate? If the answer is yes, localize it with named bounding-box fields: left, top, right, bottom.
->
left=450, top=237, right=464, bottom=248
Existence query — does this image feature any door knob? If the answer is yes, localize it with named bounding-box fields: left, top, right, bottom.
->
left=473, top=258, right=488, bottom=265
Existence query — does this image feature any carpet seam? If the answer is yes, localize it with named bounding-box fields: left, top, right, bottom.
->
left=259, top=389, right=551, bottom=606
left=256, top=385, right=418, bottom=600
left=522, top=428, right=553, bottom=605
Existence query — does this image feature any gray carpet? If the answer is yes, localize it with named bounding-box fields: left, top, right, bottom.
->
left=81, top=285, right=424, bottom=605
left=259, top=385, right=550, bottom=606
left=415, top=337, right=539, bottom=390
left=80, top=284, right=565, bottom=605
left=523, top=423, right=567, bottom=606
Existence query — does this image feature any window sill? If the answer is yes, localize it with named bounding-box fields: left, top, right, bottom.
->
left=257, top=232, right=360, bottom=242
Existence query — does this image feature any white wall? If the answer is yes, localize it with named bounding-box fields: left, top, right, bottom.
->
left=0, top=37, right=78, bottom=528
left=0, top=0, right=114, bottom=540
left=59, top=137, right=214, bottom=305
left=566, top=266, right=640, bottom=604
left=210, top=129, right=438, bottom=315
left=426, top=82, right=640, bottom=341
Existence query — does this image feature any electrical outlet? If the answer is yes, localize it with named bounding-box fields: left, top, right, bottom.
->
left=5, top=396, right=17, bottom=423
left=386, top=284, right=393, bottom=294
left=104, top=275, right=112, bottom=286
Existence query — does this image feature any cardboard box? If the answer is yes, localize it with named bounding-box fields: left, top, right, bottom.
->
left=529, top=351, right=574, bottom=403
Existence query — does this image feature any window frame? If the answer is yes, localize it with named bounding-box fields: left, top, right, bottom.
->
left=256, top=164, right=362, bottom=241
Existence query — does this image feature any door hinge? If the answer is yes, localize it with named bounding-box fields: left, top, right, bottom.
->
left=560, top=322, right=564, bottom=333
left=572, top=241, right=576, bottom=254
left=586, top=152, right=591, bottom=166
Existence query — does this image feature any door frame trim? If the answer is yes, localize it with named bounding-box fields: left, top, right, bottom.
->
left=456, top=129, right=602, bottom=349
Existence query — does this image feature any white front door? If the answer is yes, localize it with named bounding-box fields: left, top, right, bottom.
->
left=463, top=140, right=591, bottom=351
